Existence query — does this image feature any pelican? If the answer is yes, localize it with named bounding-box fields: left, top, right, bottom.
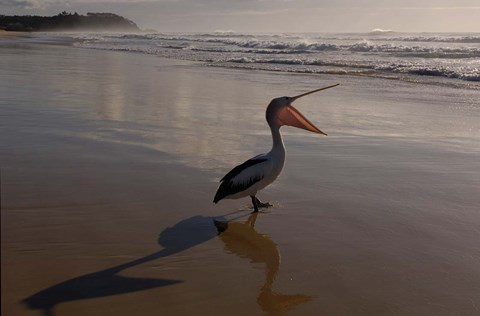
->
left=213, top=83, right=339, bottom=212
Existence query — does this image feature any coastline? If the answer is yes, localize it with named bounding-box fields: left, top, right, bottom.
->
left=1, top=38, right=480, bottom=316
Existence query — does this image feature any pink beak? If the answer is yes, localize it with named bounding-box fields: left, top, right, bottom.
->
left=277, top=83, right=339, bottom=135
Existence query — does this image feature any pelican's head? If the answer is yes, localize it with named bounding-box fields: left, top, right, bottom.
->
left=266, top=83, right=339, bottom=135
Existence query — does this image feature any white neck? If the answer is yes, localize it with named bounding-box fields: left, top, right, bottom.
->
left=269, top=123, right=285, bottom=154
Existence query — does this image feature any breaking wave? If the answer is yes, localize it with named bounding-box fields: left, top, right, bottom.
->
left=111, top=34, right=480, bottom=56
left=75, top=31, right=480, bottom=85
left=219, top=57, right=480, bottom=82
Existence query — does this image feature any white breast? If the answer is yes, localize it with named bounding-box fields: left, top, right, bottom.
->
left=226, top=149, right=285, bottom=199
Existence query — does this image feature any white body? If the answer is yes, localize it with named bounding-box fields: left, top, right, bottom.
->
left=225, top=126, right=285, bottom=199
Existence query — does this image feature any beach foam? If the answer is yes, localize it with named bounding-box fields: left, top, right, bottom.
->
left=72, top=32, right=480, bottom=87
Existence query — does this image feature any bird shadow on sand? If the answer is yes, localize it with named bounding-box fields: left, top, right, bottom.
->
left=22, top=214, right=229, bottom=316
left=22, top=210, right=311, bottom=316
left=215, top=212, right=313, bottom=316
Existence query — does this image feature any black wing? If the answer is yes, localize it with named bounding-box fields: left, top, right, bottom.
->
left=213, top=158, right=268, bottom=203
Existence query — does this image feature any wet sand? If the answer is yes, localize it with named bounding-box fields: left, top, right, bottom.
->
left=1, top=39, right=480, bottom=316
left=0, top=30, right=27, bottom=38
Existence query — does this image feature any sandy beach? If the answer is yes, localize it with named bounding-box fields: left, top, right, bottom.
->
left=1, top=37, right=480, bottom=316
left=0, top=30, right=24, bottom=37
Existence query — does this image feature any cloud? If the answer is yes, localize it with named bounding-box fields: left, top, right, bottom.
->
left=1, top=0, right=479, bottom=31
left=1, top=0, right=69, bottom=10
left=2, top=0, right=43, bottom=9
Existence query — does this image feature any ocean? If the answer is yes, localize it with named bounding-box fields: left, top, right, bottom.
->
left=73, top=31, right=480, bottom=89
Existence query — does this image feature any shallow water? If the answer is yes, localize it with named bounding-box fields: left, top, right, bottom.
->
left=1, top=40, right=480, bottom=316
left=74, top=31, right=480, bottom=86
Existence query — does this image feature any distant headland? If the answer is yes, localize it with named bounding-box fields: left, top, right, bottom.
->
left=0, top=12, right=140, bottom=32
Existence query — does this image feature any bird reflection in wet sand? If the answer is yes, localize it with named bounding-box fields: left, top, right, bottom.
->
left=215, top=213, right=312, bottom=315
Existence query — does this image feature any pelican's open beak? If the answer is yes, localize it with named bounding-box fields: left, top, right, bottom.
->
left=278, top=83, right=339, bottom=136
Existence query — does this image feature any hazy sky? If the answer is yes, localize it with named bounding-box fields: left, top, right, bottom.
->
left=2, top=0, right=480, bottom=32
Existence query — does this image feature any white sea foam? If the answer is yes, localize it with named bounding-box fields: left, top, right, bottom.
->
left=75, top=32, right=480, bottom=85
left=369, top=28, right=395, bottom=35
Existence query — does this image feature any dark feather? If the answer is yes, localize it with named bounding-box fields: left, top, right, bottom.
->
left=214, top=158, right=267, bottom=203
left=220, top=158, right=267, bottom=182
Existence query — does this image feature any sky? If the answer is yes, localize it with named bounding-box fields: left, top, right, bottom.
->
left=1, top=0, right=480, bottom=33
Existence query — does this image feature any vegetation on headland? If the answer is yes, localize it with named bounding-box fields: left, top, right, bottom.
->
left=0, top=12, right=140, bottom=32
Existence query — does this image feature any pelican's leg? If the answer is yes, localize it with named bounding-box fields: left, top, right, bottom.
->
left=255, top=197, right=272, bottom=208
left=250, top=195, right=259, bottom=213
